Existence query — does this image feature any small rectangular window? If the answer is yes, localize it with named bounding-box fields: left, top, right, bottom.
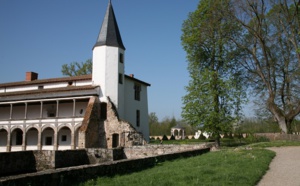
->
left=136, top=110, right=140, bottom=127
left=38, top=85, right=44, bottom=90
left=16, top=130, right=22, bottom=145
left=119, top=73, right=123, bottom=84
left=119, top=53, right=124, bottom=63
left=61, top=135, right=67, bottom=142
left=134, top=84, right=141, bottom=101
left=46, top=137, right=52, bottom=145
left=101, top=103, right=107, bottom=120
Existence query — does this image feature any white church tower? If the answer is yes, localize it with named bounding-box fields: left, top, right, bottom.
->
left=92, top=0, right=126, bottom=118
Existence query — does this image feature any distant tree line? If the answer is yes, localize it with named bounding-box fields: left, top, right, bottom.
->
left=237, top=117, right=300, bottom=134
left=148, top=112, right=197, bottom=136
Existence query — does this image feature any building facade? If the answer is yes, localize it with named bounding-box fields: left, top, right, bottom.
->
left=0, top=1, right=150, bottom=152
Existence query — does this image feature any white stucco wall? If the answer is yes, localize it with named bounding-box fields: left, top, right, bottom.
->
left=0, top=130, right=7, bottom=146
left=42, top=128, right=54, bottom=146
left=27, top=129, right=38, bottom=145
left=58, top=127, right=71, bottom=146
left=27, top=104, right=40, bottom=119
left=0, top=107, right=10, bottom=119
left=92, top=46, right=125, bottom=118
left=124, top=78, right=149, bottom=141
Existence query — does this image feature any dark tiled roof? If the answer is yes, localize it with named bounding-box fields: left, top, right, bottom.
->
left=93, top=1, right=125, bottom=50
left=125, top=75, right=151, bottom=86
left=0, top=85, right=99, bottom=102
left=0, top=74, right=92, bottom=88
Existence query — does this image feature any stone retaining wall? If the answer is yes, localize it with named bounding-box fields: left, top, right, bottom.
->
left=0, top=151, right=37, bottom=177
left=255, top=133, right=300, bottom=141
left=0, top=147, right=210, bottom=186
left=0, top=149, right=120, bottom=177
left=124, top=143, right=212, bottom=159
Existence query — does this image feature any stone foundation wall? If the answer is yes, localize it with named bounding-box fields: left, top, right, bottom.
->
left=86, top=148, right=124, bottom=164
left=105, top=97, right=146, bottom=148
left=255, top=133, right=300, bottom=141
left=124, top=143, right=213, bottom=159
left=0, top=151, right=37, bottom=177
left=0, top=149, right=119, bottom=177
left=78, top=96, right=102, bottom=149
left=33, top=151, right=54, bottom=171
left=0, top=147, right=210, bottom=186
left=54, top=150, right=90, bottom=169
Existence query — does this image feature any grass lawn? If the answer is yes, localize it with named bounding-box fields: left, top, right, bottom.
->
left=79, top=140, right=300, bottom=186
left=80, top=148, right=275, bottom=186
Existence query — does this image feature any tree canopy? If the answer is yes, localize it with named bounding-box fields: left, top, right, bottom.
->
left=229, top=0, right=300, bottom=133
left=61, top=59, right=92, bottom=76
left=181, top=0, right=300, bottom=134
left=181, top=0, right=246, bottom=146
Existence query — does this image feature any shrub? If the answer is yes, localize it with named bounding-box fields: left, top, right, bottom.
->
left=162, top=135, right=169, bottom=141
left=223, top=133, right=229, bottom=138
left=228, top=132, right=234, bottom=139
left=198, top=134, right=206, bottom=140
left=234, top=133, right=243, bottom=139
left=256, top=136, right=270, bottom=142
left=169, top=135, right=175, bottom=140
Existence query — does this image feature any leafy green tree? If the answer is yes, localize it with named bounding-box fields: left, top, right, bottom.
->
left=149, top=112, right=160, bottom=136
left=61, top=59, right=92, bottom=76
left=181, top=0, right=246, bottom=146
left=229, top=0, right=300, bottom=133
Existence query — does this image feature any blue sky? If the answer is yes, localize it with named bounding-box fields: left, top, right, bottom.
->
left=0, top=0, right=254, bottom=120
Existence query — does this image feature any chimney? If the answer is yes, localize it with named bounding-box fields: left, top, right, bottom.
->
left=129, top=74, right=134, bottom=78
left=26, top=72, right=38, bottom=81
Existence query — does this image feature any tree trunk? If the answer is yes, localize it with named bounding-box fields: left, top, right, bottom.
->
left=286, top=120, right=293, bottom=134
left=267, top=95, right=291, bottom=133
left=214, top=132, right=221, bottom=148
left=278, top=118, right=288, bottom=133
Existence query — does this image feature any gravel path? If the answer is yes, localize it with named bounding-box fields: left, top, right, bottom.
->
left=257, top=146, right=300, bottom=186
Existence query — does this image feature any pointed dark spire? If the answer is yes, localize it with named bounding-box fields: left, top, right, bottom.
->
left=94, top=0, right=125, bottom=50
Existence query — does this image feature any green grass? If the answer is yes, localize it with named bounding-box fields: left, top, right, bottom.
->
left=79, top=140, right=300, bottom=186
left=80, top=149, right=275, bottom=186
left=248, top=140, right=300, bottom=148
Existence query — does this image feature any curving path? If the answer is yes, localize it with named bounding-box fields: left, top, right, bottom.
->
left=257, top=146, right=300, bottom=186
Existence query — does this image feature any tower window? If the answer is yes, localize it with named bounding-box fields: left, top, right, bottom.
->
left=119, top=73, right=123, bottom=84
left=134, top=84, right=141, bottom=101
left=119, top=53, right=124, bottom=63
left=136, top=110, right=140, bottom=127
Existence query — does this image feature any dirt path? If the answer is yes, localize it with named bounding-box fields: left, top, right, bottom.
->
left=257, top=146, right=300, bottom=186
